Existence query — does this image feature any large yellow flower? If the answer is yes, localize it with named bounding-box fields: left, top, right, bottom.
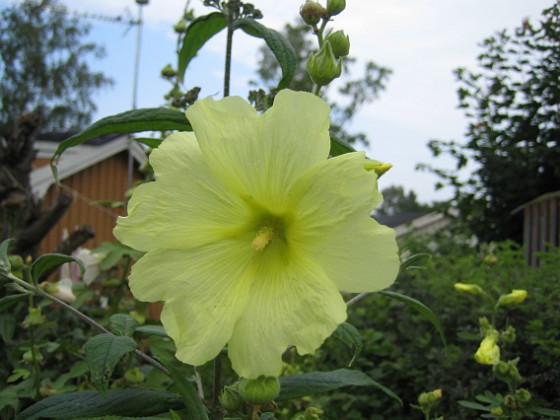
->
left=114, top=90, right=399, bottom=378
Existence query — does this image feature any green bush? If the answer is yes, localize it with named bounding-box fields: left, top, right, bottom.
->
left=310, top=237, right=560, bottom=419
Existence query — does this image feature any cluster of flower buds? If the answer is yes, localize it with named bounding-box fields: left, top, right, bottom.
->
left=300, top=0, right=350, bottom=87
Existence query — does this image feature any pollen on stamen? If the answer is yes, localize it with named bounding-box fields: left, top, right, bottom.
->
left=251, top=226, right=275, bottom=252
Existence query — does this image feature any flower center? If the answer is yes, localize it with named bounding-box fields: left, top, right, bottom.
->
left=251, top=217, right=285, bottom=252
left=251, top=226, right=275, bottom=252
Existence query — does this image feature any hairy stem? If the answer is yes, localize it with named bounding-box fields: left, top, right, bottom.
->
left=223, top=0, right=239, bottom=97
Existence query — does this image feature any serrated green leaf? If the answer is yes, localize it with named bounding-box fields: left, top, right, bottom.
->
left=162, top=362, right=208, bottom=420
left=234, top=18, right=296, bottom=90
left=379, top=290, right=447, bottom=348
left=0, top=294, right=28, bottom=313
left=277, top=369, right=402, bottom=405
left=31, top=253, right=84, bottom=282
left=109, top=314, right=139, bottom=337
left=51, top=108, right=191, bottom=180
left=135, top=325, right=169, bottom=337
left=84, top=333, right=137, bottom=395
left=16, top=389, right=185, bottom=419
left=178, top=12, right=227, bottom=82
left=329, top=135, right=356, bottom=157
left=331, top=322, right=363, bottom=366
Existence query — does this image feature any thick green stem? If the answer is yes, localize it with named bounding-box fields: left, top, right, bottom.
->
left=223, top=0, right=239, bottom=97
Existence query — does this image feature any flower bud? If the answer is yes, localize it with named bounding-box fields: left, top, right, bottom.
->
left=219, top=385, right=244, bottom=412
left=161, top=64, right=177, bottom=79
left=364, top=160, right=392, bottom=177
left=474, top=330, right=500, bottom=365
left=326, top=30, right=350, bottom=58
left=501, top=325, right=516, bottom=344
left=454, top=282, right=485, bottom=297
left=515, top=388, right=531, bottom=404
left=238, top=375, right=280, bottom=405
left=497, top=289, right=527, bottom=307
left=173, top=19, right=187, bottom=34
left=483, top=254, right=498, bottom=265
left=23, top=307, right=45, bottom=328
left=124, top=367, right=145, bottom=384
left=493, top=359, right=522, bottom=385
left=306, top=41, right=342, bottom=86
left=490, top=406, right=504, bottom=416
left=23, top=346, right=43, bottom=363
left=326, top=0, right=346, bottom=16
left=300, top=1, right=327, bottom=26
left=418, top=388, right=443, bottom=408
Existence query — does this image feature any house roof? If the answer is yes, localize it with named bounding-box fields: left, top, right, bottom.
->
left=31, top=133, right=147, bottom=197
left=512, top=190, right=560, bottom=214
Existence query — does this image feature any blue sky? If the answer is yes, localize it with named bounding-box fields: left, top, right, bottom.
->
left=1, top=0, right=553, bottom=203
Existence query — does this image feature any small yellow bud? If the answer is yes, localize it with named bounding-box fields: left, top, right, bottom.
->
left=497, top=290, right=527, bottom=307
left=124, top=367, right=145, bottom=384
left=238, top=375, right=280, bottom=405
left=454, top=282, right=485, bottom=297
left=418, top=388, right=443, bottom=407
left=364, top=160, right=392, bottom=177
left=474, top=331, right=500, bottom=365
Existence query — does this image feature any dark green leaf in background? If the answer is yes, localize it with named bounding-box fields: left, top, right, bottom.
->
left=0, top=294, right=28, bottom=313
left=163, top=362, right=209, bottom=420
left=234, top=18, right=296, bottom=90
left=135, top=324, right=169, bottom=337
left=277, top=369, right=402, bottom=405
left=31, top=253, right=84, bottom=282
left=0, top=238, right=14, bottom=279
left=329, top=135, right=356, bottom=157
left=331, top=322, right=363, bottom=366
left=379, top=290, right=447, bottom=348
left=94, top=241, right=144, bottom=271
left=16, top=389, right=185, bottom=419
left=84, top=333, right=137, bottom=395
left=178, top=12, right=228, bottom=82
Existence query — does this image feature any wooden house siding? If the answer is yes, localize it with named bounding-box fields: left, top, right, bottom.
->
left=39, top=151, right=134, bottom=254
left=520, top=191, right=560, bottom=267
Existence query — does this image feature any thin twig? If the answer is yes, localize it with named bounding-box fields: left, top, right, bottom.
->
left=12, top=276, right=170, bottom=376
left=346, top=292, right=369, bottom=306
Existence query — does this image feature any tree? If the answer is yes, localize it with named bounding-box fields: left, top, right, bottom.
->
left=375, top=185, right=429, bottom=217
left=421, top=2, right=560, bottom=243
left=253, top=22, right=392, bottom=146
left=0, top=0, right=113, bottom=135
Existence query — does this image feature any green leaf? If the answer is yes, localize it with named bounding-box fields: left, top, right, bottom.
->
left=51, top=108, right=191, bottom=180
left=531, top=407, right=560, bottom=417
left=0, top=314, right=17, bottom=342
left=234, top=18, right=296, bottom=90
left=457, top=400, right=492, bottom=411
left=31, top=253, right=84, bottom=282
left=163, top=362, right=209, bottom=420
left=135, top=325, right=169, bottom=337
left=331, top=322, right=363, bottom=366
left=277, top=369, right=402, bottom=405
left=134, top=137, right=164, bottom=148
left=109, top=314, right=139, bottom=337
left=379, top=290, right=447, bottom=348
left=0, top=238, right=14, bottom=278
left=16, top=389, right=185, bottom=419
left=93, top=241, right=143, bottom=271
left=84, top=333, right=137, bottom=395
left=329, top=135, right=356, bottom=157
left=0, top=294, right=28, bottom=313
left=178, top=12, right=227, bottom=82
left=400, top=253, right=432, bottom=271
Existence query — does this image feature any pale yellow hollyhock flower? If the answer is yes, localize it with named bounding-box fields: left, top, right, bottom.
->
left=474, top=330, right=501, bottom=365
left=114, top=90, right=399, bottom=378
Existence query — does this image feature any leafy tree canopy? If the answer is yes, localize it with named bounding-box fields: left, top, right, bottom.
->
left=0, top=0, right=113, bottom=135
left=375, top=185, right=429, bottom=217
left=421, top=2, right=560, bottom=243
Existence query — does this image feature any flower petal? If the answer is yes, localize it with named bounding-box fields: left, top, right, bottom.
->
left=114, top=132, right=253, bottom=252
left=128, top=239, right=255, bottom=366
left=228, top=252, right=346, bottom=378
left=186, top=90, right=330, bottom=212
left=287, top=152, right=399, bottom=292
